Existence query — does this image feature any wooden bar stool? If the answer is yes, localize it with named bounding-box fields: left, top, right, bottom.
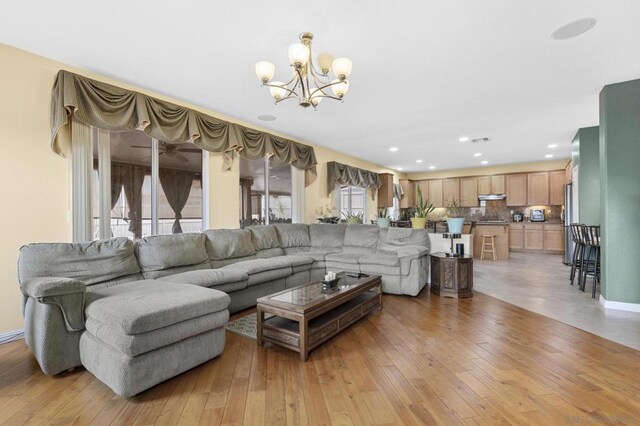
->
left=480, top=235, right=497, bottom=261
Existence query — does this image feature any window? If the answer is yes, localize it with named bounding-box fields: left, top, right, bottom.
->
left=337, top=186, right=367, bottom=221
left=84, top=128, right=205, bottom=241
left=239, top=157, right=299, bottom=228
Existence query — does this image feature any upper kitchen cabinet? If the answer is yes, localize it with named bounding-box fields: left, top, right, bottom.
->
left=506, top=174, right=527, bottom=206
left=478, top=176, right=491, bottom=195
left=460, top=177, right=479, bottom=207
left=527, top=172, right=549, bottom=205
left=428, top=179, right=444, bottom=207
left=491, top=175, right=506, bottom=194
left=377, top=173, right=394, bottom=208
left=443, top=178, right=460, bottom=205
left=549, top=170, right=565, bottom=206
left=414, top=180, right=429, bottom=206
left=398, top=179, right=415, bottom=208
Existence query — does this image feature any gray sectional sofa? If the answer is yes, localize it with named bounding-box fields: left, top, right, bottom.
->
left=17, top=224, right=429, bottom=397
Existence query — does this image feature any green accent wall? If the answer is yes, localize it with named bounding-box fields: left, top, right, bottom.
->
left=599, top=78, right=640, bottom=304
left=574, top=127, right=600, bottom=225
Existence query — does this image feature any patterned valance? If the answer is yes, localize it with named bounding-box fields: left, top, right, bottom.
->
left=326, top=161, right=382, bottom=200
left=50, top=70, right=318, bottom=185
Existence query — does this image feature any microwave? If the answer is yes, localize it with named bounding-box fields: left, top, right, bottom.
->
left=531, top=209, right=545, bottom=222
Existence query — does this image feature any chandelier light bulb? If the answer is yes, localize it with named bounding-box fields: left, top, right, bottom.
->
left=269, top=82, right=287, bottom=100
left=255, top=61, right=275, bottom=83
left=288, top=43, right=310, bottom=67
left=331, top=79, right=349, bottom=97
left=332, top=57, right=352, bottom=80
left=317, top=52, right=334, bottom=74
left=310, top=89, right=323, bottom=106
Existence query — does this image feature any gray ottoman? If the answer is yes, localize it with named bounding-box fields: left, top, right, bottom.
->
left=79, top=280, right=230, bottom=397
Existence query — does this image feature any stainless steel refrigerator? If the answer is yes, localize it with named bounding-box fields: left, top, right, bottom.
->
left=563, top=183, right=574, bottom=264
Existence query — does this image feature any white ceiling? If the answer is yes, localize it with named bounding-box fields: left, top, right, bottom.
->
left=2, top=1, right=639, bottom=172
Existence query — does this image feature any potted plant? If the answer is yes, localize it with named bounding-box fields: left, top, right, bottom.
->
left=411, top=187, right=434, bottom=229
left=342, top=210, right=363, bottom=225
left=315, top=204, right=338, bottom=224
left=376, top=208, right=390, bottom=228
left=446, top=198, right=465, bottom=234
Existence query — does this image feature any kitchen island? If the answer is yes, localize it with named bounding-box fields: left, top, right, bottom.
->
left=472, top=222, right=510, bottom=260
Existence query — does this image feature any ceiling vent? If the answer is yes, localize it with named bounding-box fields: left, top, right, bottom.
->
left=471, top=137, right=490, bottom=144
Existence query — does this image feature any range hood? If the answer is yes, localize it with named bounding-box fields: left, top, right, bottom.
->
left=478, top=194, right=507, bottom=201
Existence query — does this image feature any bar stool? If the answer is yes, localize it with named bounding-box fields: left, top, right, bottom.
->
left=569, top=223, right=585, bottom=286
left=581, top=225, right=601, bottom=298
left=480, top=235, right=497, bottom=261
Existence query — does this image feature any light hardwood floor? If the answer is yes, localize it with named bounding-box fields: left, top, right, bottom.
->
left=1, top=290, right=639, bottom=425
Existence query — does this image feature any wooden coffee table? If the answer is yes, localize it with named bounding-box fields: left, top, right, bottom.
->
left=256, top=272, right=382, bottom=361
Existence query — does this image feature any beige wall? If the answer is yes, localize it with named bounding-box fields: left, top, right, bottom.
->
left=0, top=43, right=401, bottom=333
left=406, top=159, right=570, bottom=180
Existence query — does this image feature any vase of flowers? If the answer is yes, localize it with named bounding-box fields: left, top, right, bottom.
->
left=376, top=208, right=390, bottom=228
left=410, top=187, right=434, bottom=229
left=446, top=198, right=465, bottom=234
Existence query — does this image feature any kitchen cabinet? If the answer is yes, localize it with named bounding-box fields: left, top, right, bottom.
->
left=509, top=224, right=524, bottom=249
left=527, top=172, right=550, bottom=205
left=398, top=179, right=415, bottom=208
left=506, top=174, right=527, bottom=206
left=565, top=162, right=572, bottom=184
left=415, top=180, right=429, bottom=206
left=510, top=223, right=564, bottom=254
left=473, top=224, right=510, bottom=260
left=478, top=176, right=491, bottom=195
left=377, top=173, right=394, bottom=208
left=428, top=179, right=443, bottom=207
left=549, top=170, right=565, bottom=206
left=491, top=175, right=506, bottom=194
left=543, top=224, right=564, bottom=251
left=460, top=177, right=478, bottom=207
left=443, top=178, right=460, bottom=206
left=524, top=224, right=544, bottom=250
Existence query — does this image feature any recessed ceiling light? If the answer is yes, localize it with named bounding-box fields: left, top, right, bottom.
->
left=551, top=18, right=597, bottom=40
left=473, top=153, right=482, bottom=157
left=481, top=160, right=489, bottom=165
left=389, top=147, right=398, bottom=152
left=257, top=114, right=276, bottom=121
left=416, top=159, right=423, bottom=163
left=429, top=166, right=436, bottom=170
left=545, top=154, right=554, bottom=158
left=459, top=136, right=469, bottom=142
left=397, top=167, right=403, bottom=171
left=548, top=144, right=558, bottom=148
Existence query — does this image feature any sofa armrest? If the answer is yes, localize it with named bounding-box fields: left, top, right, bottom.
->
left=22, top=277, right=86, bottom=299
left=21, top=277, right=86, bottom=332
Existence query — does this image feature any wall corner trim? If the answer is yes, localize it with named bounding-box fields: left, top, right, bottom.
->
left=599, top=295, right=640, bottom=313
left=0, top=329, right=25, bottom=345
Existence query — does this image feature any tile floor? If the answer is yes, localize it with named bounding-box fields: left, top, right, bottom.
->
left=473, top=252, right=640, bottom=350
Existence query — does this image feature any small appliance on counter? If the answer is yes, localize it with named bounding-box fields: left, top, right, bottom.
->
left=512, top=212, right=524, bottom=222
left=530, top=209, right=545, bottom=222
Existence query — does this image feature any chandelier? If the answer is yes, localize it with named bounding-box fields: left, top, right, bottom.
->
left=255, top=32, right=352, bottom=109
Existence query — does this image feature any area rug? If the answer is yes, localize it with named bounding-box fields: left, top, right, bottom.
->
left=225, top=313, right=272, bottom=340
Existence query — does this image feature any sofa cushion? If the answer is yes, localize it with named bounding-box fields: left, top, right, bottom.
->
left=325, top=253, right=362, bottom=265
left=210, top=255, right=257, bottom=269
left=158, top=269, right=248, bottom=293
left=85, top=310, right=228, bottom=357
left=309, top=224, right=347, bottom=248
left=247, top=225, right=280, bottom=250
left=203, top=229, right=256, bottom=260
left=359, top=254, right=400, bottom=267
left=378, top=228, right=429, bottom=252
left=85, top=280, right=230, bottom=335
left=256, top=247, right=285, bottom=259
left=135, top=234, right=209, bottom=273
left=222, top=258, right=292, bottom=286
left=274, top=224, right=311, bottom=248
left=18, top=238, right=140, bottom=286
left=281, top=255, right=314, bottom=273
left=343, top=225, right=380, bottom=248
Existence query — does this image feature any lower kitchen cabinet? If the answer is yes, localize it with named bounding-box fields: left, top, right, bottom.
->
left=509, top=223, right=564, bottom=254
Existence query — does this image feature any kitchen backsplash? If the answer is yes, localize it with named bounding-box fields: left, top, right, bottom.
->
left=401, top=199, right=562, bottom=222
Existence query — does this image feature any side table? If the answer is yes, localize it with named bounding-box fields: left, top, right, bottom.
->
left=429, top=252, right=474, bottom=298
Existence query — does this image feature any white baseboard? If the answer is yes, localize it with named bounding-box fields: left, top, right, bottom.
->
left=0, top=329, right=24, bottom=344
left=599, top=295, right=640, bottom=312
